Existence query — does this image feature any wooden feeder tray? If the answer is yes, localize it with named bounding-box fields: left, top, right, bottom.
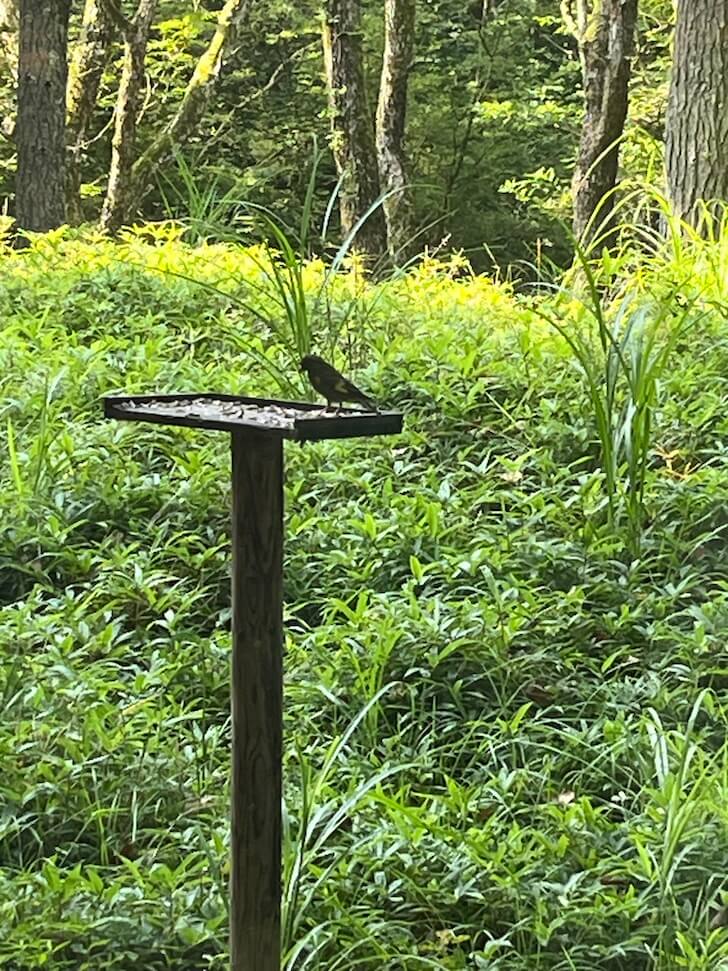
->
left=104, top=392, right=403, bottom=441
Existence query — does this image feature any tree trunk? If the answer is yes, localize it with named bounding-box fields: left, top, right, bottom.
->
left=15, top=0, right=70, bottom=233
left=666, top=0, right=728, bottom=227
left=376, top=0, right=415, bottom=262
left=99, top=0, right=158, bottom=232
left=322, top=0, right=386, bottom=260
left=130, top=0, right=249, bottom=206
left=562, top=0, right=638, bottom=245
left=66, top=0, right=115, bottom=224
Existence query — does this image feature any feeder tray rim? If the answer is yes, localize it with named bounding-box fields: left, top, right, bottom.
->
left=103, top=392, right=403, bottom=442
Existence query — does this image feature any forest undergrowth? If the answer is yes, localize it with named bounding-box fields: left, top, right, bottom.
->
left=1, top=222, right=728, bottom=969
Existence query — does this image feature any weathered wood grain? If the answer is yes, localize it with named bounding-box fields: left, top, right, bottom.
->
left=230, top=431, right=283, bottom=971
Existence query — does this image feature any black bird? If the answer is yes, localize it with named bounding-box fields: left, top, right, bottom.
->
left=300, top=354, right=378, bottom=413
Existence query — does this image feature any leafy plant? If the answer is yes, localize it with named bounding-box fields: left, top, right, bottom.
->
left=537, top=234, right=700, bottom=552
left=137, top=140, right=394, bottom=397
left=157, top=147, right=249, bottom=244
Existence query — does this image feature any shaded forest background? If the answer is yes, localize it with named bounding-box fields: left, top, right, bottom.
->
left=0, top=0, right=673, bottom=269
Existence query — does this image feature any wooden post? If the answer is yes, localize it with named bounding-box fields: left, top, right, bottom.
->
left=230, top=431, right=283, bottom=971
left=104, top=393, right=401, bottom=970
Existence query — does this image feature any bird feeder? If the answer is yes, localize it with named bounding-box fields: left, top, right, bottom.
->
left=104, top=392, right=403, bottom=970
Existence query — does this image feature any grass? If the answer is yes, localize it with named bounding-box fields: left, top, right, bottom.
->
left=536, top=234, right=701, bottom=554
left=1, top=227, right=728, bottom=969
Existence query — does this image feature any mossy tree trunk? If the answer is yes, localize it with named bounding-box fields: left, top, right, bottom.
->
left=562, top=0, right=638, bottom=245
left=130, top=0, right=249, bottom=207
left=666, top=0, right=728, bottom=227
left=65, top=0, right=116, bottom=224
left=16, top=0, right=71, bottom=233
left=322, top=0, right=386, bottom=260
left=99, top=0, right=158, bottom=232
left=100, top=0, right=247, bottom=230
left=376, top=0, right=415, bottom=262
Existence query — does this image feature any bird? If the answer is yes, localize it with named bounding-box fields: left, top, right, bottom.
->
left=300, top=354, right=379, bottom=413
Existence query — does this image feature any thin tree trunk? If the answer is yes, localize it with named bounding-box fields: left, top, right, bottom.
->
left=99, top=0, right=158, bottom=232
left=130, top=0, right=249, bottom=204
left=562, top=0, right=637, bottom=244
left=16, top=0, right=71, bottom=233
left=322, top=0, right=386, bottom=260
left=376, top=0, right=415, bottom=262
left=66, top=0, right=115, bottom=224
left=666, top=0, right=728, bottom=227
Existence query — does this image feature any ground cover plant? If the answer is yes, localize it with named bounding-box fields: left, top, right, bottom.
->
left=1, top=225, right=728, bottom=970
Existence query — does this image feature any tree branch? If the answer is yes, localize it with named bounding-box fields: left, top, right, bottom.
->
left=129, top=0, right=250, bottom=199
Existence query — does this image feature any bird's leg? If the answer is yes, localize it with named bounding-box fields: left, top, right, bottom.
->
left=335, top=402, right=342, bottom=415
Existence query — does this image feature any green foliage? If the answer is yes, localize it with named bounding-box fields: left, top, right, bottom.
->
left=151, top=142, right=399, bottom=395
left=537, top=242, right=700, bottom=552
left=395, top=0, right=578, bottom=267
left=0, top=0, right=680, bottom=273
left=1, top=0, right=582, bottom=269
left=2, top=231, right=728, bottom=969
left=157, top=148, right=249, bottom=244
